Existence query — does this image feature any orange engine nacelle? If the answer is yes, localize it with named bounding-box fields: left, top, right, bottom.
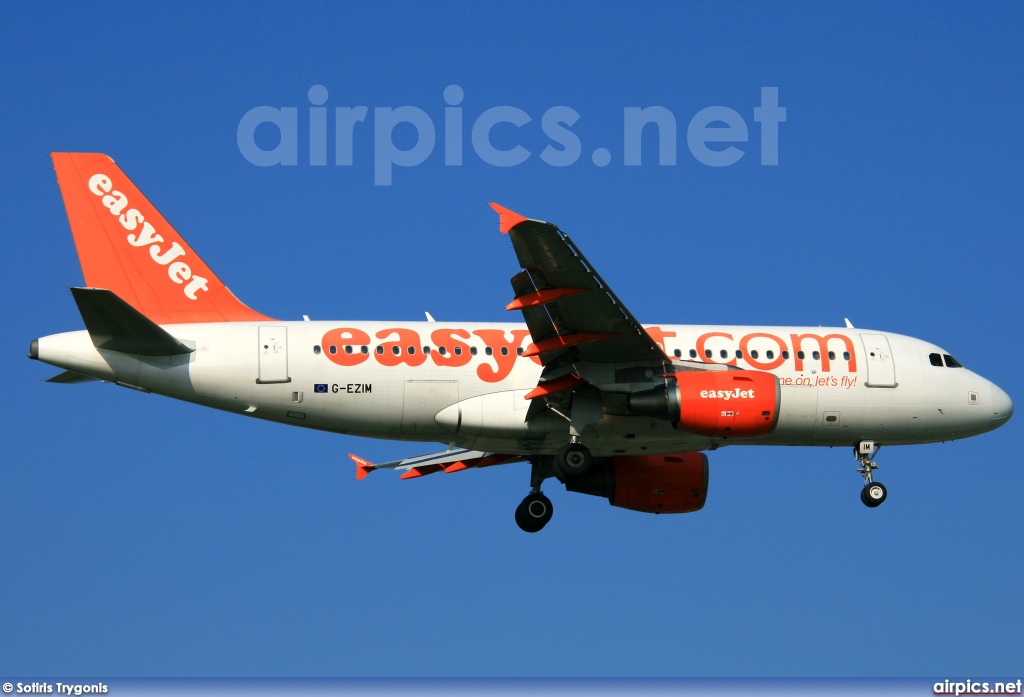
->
left=628, top=370, right=780, bottom=439
left=564, top=453, right=709, bottom=514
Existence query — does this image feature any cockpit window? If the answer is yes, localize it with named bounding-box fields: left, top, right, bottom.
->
left=943, top=354, right=963, bottom=368
left=929, top=353, right=943, bottom=367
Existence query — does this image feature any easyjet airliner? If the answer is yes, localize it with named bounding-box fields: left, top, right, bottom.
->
left=30, top=153, right=1014, bottom=532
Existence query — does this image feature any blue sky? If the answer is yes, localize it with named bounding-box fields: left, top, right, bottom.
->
left=1, top=1, right=1022, bottom=677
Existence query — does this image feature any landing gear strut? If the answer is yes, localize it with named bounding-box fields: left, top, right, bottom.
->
left=856, top=441, right=887, bottom=508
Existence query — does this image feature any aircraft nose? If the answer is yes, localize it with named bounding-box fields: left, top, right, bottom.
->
left=991, top=384, right=1014, bottom=427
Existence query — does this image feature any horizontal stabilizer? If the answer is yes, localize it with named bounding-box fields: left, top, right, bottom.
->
left=71, top=287, right=194, bottom=356
left=46, top=370, right=100, bottom=384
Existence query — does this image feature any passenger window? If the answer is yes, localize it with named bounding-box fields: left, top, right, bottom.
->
left=705, top=349, right=712, bottom=359
left=361, top=346, right=368, bottom=354
left=423, top=346, right=431, bottom=354
left=314, top=345, right=322, bottom=355
left=673, top=349, right=681, bottom=358
left=782, top=351, right=790, bottom=359
left=407, top=346, right=415, bottom=355
left=345, top=346, right=353, bottom=354
left=438, top=346, right=447, bottom=355
left=735, top=350, right=743, bottom=359
left=720, top=349, right=728, bottom=359
left=470, top=346, right=478, bottom=355
left=392, top=346, right=400, bottom=355
left=485, top=347, right=493, bottom=356
left=843, top=351, right=850, bottom=360
left=517, top=347, right=523, bottom=356
left=501, top=347, right=509, bottom=356
left=689, top=349, right=697, bottom=359
left=812, top=351, right=820, bottom=360
left=766, top=350, right=774, bottom=359
left=376, top=346, right=384, bottom=355
left=797, top=351, right=805, bottom=360
left=944, top=354, right=963, bottom=368
left=455, top=346, right=462, bottom=356
left=329, top=345, right=337, bottom=355
left=827, top=351, right=835, bottom=360
left=750, top=350, right=759, bottom=359
left=929, top=353, right=943, bottom=367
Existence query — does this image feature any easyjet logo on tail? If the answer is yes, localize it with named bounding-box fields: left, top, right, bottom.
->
left=87, top=174, right=209, bottom=300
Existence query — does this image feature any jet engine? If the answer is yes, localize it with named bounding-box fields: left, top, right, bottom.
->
left=628, top=370, right=780, bottom=438
left=564, top=453, right=708, bottom=514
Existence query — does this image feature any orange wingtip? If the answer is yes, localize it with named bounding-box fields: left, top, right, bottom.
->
left=348, top=453, right=375, bottom=481
left=489, top=202, right=528, bottom=233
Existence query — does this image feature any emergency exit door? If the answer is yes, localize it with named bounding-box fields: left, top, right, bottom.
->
left=257, top=326, right=290, bottom=384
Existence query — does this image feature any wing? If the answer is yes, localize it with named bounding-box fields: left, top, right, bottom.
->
left=491, top=204, right=729, bottom=425
left=493, top=203, right=666, bottom=367
left=350, top=450, right=523, bottom=480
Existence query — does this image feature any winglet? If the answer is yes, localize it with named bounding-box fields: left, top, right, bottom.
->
left=349, top=454, right=376, bottom=481
left=489, top=202, right=528, bottom=234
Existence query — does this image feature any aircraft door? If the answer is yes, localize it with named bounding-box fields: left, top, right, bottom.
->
left=861, top=333, right=896, bottom=387
left=257, top=326, right=291, bottom=384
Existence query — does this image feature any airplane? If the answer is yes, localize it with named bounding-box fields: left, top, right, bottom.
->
left=29, top=152, right=1014, bottom=532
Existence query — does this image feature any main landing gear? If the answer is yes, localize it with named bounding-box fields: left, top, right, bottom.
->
left=555, top=439, right=593, bottom=478
left=515, top=456, right=557, bottom=533
left=515, top=491, right=553, bottom=533
left=856, top=440, right=887, bottom=508
left=515, top=441, right=593, bottom=533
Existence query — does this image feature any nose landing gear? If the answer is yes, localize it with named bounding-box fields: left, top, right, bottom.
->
left=856, top=441, right=887, bottom=508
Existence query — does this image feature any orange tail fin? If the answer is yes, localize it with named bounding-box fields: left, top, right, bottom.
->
left=51, top=153, right=271, bottom=324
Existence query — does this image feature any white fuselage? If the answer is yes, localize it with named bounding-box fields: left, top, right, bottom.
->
left=35, top=321, right=1012, bottom=456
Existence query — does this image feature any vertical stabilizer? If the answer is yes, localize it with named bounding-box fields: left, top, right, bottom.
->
left=51, top=152, right=271, bottom=324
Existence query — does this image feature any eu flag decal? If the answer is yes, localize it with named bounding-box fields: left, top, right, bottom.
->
left=314, top=383, right=328, bottom=393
